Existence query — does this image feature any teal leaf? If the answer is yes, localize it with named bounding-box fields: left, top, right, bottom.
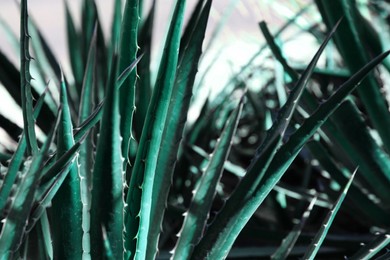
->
left=271, top=197, right=317, bottom=260
left=20, top=0, right=38, bottom=155
left=0, top=90, right=46, bottom=216
left=303, top=170, right=356, bottom=260
left=27, top=140, right=83, bottom=233
left=314, top=0, right=390, bottom=152
left=118, top=0, right=141, bottom=171
left=0, top=107, right=61, bottom=257
left=173, top=94, right=243, bottom=259
left=124, top=0, right=187, bottom=258
left=50, top=74, right=83, bottom=259
left=90, top=55, right=124, bottom=259
left=147, top=1, right=212, bottom=258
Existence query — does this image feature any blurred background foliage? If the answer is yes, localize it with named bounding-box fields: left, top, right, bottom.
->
left=0, top=0, right=389, bottom=259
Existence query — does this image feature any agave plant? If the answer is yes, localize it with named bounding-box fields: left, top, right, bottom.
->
left=0, top=0, right=389, bottom=259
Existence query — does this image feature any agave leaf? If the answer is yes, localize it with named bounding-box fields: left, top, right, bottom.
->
left=124, top=0, right=186, bottom=258
left=191, top=94, right=231, bottom=151
left=81, top=0, right=103, bottom=62
left=232, top=49, right=390, bottom=244
left=0, top=50, right=55, bottom=134
left=68, top=56, right=142, bottom=147
left=56, top=72, right=78, bottom=164
left=250, top=51, right=390, bottom=253
left=78, top=26, right=97, bottom=125
left=65, top=56, right=141, bottom=146
left=90, top=55, right=123, bottom=259
left=134, top=0, right=155, bottom=141
left=0, top=153, right=11, bottom=162
left=303, top=170, right=356, bottom=260
left=306, top=141, right=390, bottom=226
left=375, top=247, right=390, bottom=260
left=173, top=94, right=243, bottom=259
left=1, top=4, right=58, bottom=115
left=349, top=233, right=390, bottom=260
left=73, top=100, right=104, bottom=142
left=329, top=100, right=390, bottom=203
left=146, top=1, right=212, bottom=258
left=21, top=207, right=53, bottom=260
left=192, top=24, right=388, bottom=260
left=20, top=0, right=38, bottom=155
left=248, top=18, right=340, bottom=177
left=34, top=99, right=101, bottom=187
left=38, top=211, right=53, bottom=259
left=80, top=1, right=107, bottom=99
left=190, top=142, right=245, bottom=174
left=27, top=17, right=82, bottom=120
left=28, top=21, right=61, bottom=82
left=27, top=139, right=82, bottom=233
left=190, top=144, right=333, bottom=208
left=118, top=0, right=141, bottom=171
left=95, top=24, right=109, bottom=102
left=301, top=94, right=390, bottom=204
left=263, top=50, right=390, bottom=180
left=293, top=66, right=350, bottom=80
left=259, top=21, right=299, bottom=81
left=172, top=97, right=211, bottom=203
left=275, top=184, right=331, bottom=208
left=77, top=24, right=98, bottom=259
left=107, top=0, right=123, bottom=72
left=23, top=214, right=51, bottom=260
left=179, top=0, right=205, bottom=54
left=27, top=16, right=61, bottom=88
left=258, top=17, right=333, bottom=115
left=76, top=51, right=134, bottom=120
left=0, top=107, right=61, bottom=258
left=0, top=90, right=46, bottom=216
left=65, top=1, right=84, bottom=91
left=314, top=0, right=390, bottom=152
left=50, top=74, right=83, bottom=259
left=271, top=197, right=317, bottom=260
left=117, top=55, right=144, bottom=90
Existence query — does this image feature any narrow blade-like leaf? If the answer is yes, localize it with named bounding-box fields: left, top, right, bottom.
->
left=173, top=95, right=243, bottom=259
left=20, top=0, right=38, bottom=155
left=0, top=108, right=61, bottom=257
left=271, top=197, right=317, bottom=260
left=50, top=74, right=83, bottom=259
left=118, top=0, right=141, bottom=170
left=303, top=170, right=356, bottom=260
left=90, top=55, right=124, bottom=259
left=147, top=1, right=212, bottom=258
left=0, top=90, right=46, bottom=215
left=124, top=0, right=186, bottom=258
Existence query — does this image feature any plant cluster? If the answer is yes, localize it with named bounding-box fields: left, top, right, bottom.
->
left=0, top=0, right=389, bottom=259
